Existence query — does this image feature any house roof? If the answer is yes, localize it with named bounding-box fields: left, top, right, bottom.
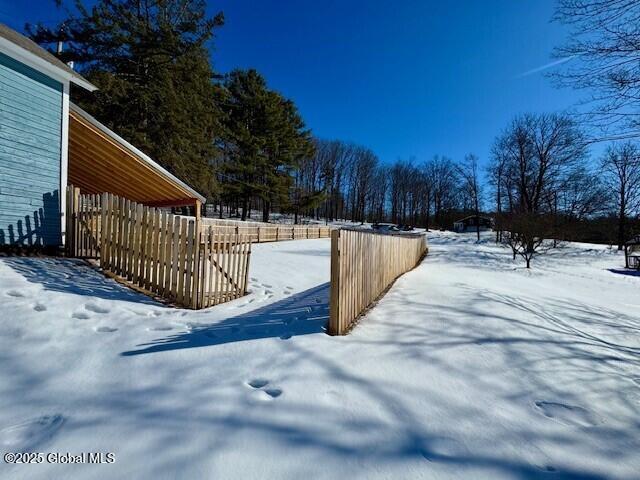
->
left=0, top=23, right=96, bottom=91
left=68, top=103, right=206, bottom=206
left=625, top=236, right=640, bottom=246
left=454, top=215, right=493, bottom=223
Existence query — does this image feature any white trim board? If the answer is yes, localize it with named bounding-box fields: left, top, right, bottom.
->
left=0, top=36, right=97, bottom=91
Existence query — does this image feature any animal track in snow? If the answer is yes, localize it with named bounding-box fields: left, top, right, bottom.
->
left=95, top=326, right=118, bottom=333
left=72, top=312, right=91, bottom=320
left=6, top=290, right=25, bottom=298
left=148, top=326, right=172, bottom=332
left=85, top=303, right=110, bottom=314
left=247, top=379, right=283, bottom=400
left=0, top=414, right=64, bottom=450
left=263, top=388, right=282, bottom=399
left=33, top=303, right=47, bottom=312
left=247, top=379, right=269, bottom=389
left=534, top=401, right=600, bottom=427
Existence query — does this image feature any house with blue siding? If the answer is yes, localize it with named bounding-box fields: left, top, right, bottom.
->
left=0, top=23, right=96, bottom=249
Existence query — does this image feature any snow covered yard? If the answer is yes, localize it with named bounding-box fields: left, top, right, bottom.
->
left=0, top=233, right=639, bottom=479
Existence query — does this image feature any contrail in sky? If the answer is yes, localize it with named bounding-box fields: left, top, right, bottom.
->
left=516, top=56, right=575, bottom=78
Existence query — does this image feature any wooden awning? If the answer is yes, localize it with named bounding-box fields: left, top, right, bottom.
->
left=68, top=103, right=206, bottom=208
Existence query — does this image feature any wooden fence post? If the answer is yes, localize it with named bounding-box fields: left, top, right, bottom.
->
left=328, top=229, right=341, bottom=335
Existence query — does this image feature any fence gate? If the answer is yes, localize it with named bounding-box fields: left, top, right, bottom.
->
left=66, top=186, right=102, bottom=259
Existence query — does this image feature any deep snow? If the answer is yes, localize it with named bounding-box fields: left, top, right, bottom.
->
left=0, top=233, right=638, bottom=479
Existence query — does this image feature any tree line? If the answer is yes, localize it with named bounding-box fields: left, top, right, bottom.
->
left=295, top=140, right=482, bottom=231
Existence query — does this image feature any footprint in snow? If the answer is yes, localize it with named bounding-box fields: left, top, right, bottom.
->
left=85, top=303, right=110, bottom=314
left=262, top=388, right=282, bottom=399
left=247, top=379, right=269, bottom=389
left=280, top=333, right=292, bottom=340
left=148, top=326, right=172, bottom=332
left=33, top=303, right=47, bottom=312
left=262, top=284, right=273, bottom=289
left=6, top=290, right=25, bottom=298
left=250, top=277, right=258, bottom=282
left=72, top=312, right=91, bottom=320
left=236, top=298, right=256, bottom=308
left=247, top=379, right=283, bottom=400
left=0, top=414, right=64, bottom=450
left=95, top=326, right=117, bottom=333
left=534, top=401, right=600, bottom=427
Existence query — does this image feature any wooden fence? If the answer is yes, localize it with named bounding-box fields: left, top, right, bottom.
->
left=200, top=218, right=332, bottom=243
left=328, top=228, right=427, bottom=335
left=66, top=187, right=251, bottom=309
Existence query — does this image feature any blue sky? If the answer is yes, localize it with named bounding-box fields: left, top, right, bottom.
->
left=1, top=0, right=595, bottom=166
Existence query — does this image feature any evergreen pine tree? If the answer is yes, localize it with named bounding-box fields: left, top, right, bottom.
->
left=221, top=69, right=313, bottom=221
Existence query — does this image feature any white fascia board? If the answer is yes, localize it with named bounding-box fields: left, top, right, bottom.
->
left=0, top=36, right=97, bottom=91
left=60, top=82, right=70, bottom=245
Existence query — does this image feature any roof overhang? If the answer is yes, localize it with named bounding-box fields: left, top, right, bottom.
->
left=68, top=103, right=206, bottom=206
left=0, top=35, right=97, bottom=91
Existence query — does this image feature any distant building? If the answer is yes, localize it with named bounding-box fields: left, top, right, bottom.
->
left=625, top=236, right=640, bottom=269
left=453, top=215, right=493, bottom=233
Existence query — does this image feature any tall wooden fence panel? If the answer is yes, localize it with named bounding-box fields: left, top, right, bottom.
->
left=66, top=187, right=251, bottom=309
left=99, top=193, right=251, bottom=309
left=328, top=228, right=427, bottom=335
left=200, top=218, right=332, bottom=243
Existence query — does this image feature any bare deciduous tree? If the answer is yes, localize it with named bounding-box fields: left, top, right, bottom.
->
left=492, top=113, right=589, bottom=267
left=600, top=142, right=640, bottom=249
left=553, top=0, right=640, bottom=139
left=457, top=154, right=483, bottom=241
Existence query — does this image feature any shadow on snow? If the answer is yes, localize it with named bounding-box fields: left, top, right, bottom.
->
left=121, top=282, right=330, bottom=356
left=2, top=257, right=158, bottom=305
